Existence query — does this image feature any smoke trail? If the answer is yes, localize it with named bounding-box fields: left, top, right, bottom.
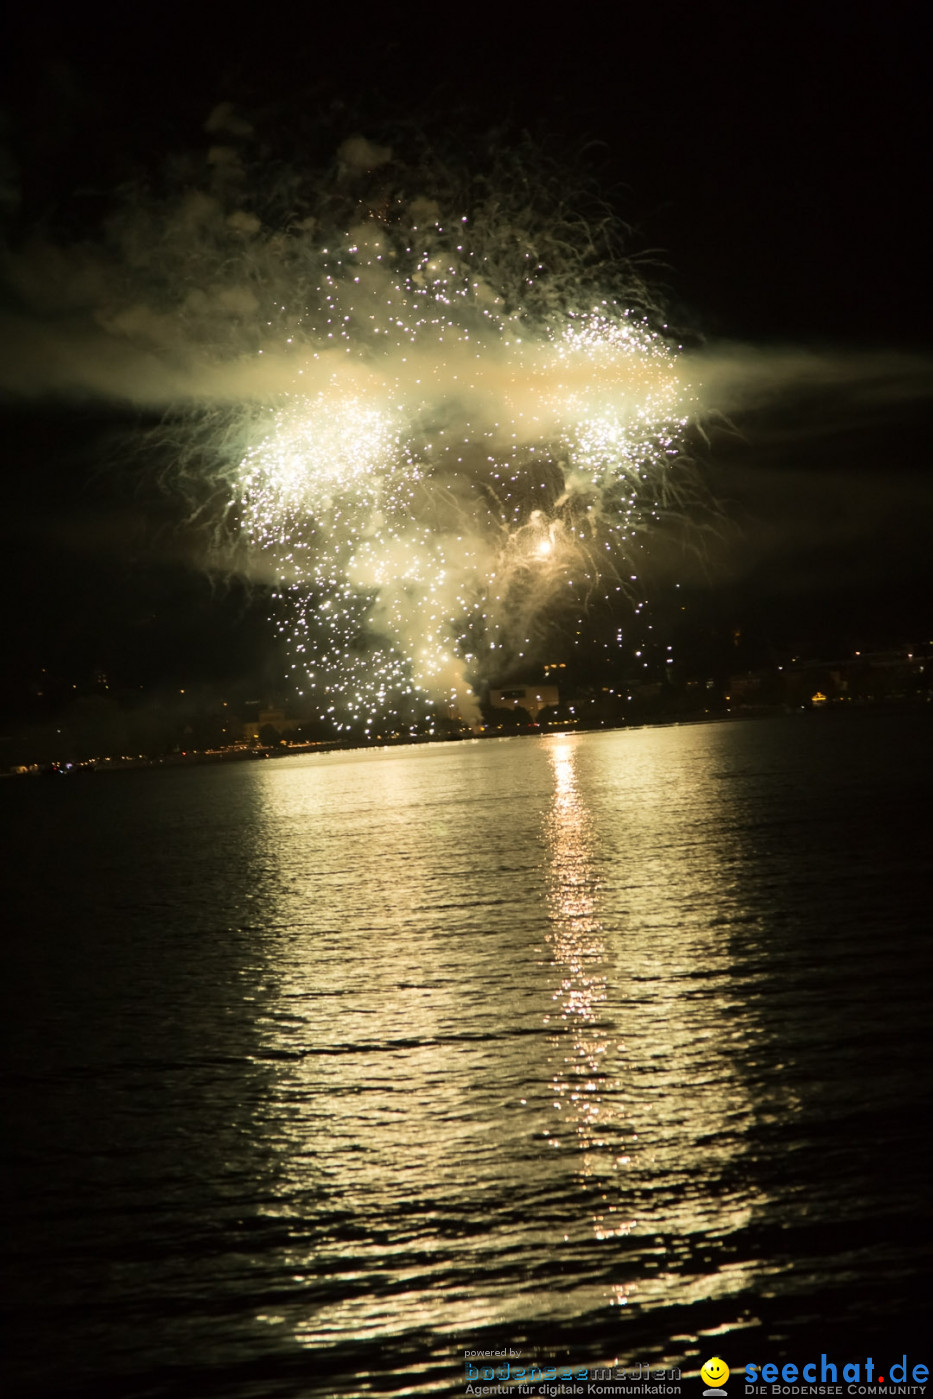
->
left=689, top=344, right=933, bottom=422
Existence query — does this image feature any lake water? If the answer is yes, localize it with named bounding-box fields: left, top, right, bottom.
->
left=2, top=715, right=931, bottom=1397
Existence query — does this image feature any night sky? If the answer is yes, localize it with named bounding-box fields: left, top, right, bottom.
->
left=1, top=5, right=930, bottom=720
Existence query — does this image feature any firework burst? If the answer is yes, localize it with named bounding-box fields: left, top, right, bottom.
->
left=2, top=122, right=701, bottom=731
left=199, top=135, right=698, bottom=732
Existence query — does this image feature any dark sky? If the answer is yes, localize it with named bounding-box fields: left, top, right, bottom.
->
left=4, top=5, right=924, bottom=345
left=1, top=4, right=930, bottom=703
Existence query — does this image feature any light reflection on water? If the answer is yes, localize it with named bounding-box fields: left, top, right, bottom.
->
left=544, top=738, right=633, bottom=1300
left=3, top=718, right=931, bottom=1396
left=542, top=734, right=758, bottom=1317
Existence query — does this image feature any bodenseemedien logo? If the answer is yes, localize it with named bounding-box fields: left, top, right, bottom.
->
left=702, top=1358, right=730, bottom=1397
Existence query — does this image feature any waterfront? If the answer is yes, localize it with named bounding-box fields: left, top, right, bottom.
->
left=2, top=714, right=931, bottom=1396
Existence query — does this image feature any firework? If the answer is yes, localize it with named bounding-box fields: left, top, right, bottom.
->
left=2, top=124, right=699, bottom=730
left=206, top=137, right=696, bottom=732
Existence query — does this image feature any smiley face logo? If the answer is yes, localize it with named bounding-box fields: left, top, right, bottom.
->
left=701, top=1358, right=730, bottom=1389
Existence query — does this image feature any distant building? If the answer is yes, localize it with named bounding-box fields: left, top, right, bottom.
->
left=241, top=708, right=302, bottom=742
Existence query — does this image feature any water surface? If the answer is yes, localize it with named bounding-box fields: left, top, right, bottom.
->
left=3, top=715, right=931, bottom=1396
